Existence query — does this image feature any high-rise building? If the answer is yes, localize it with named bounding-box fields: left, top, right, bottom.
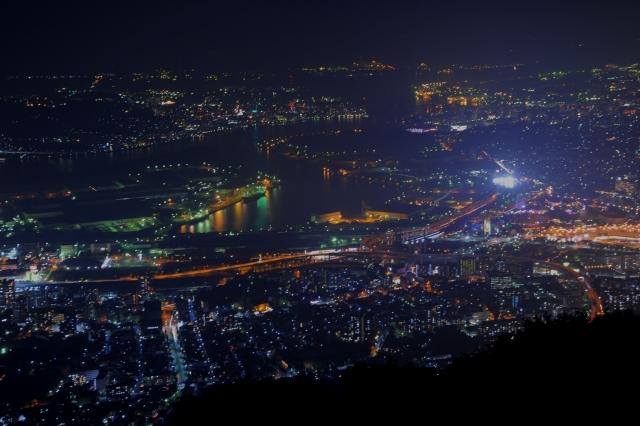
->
left=459, top=257, right=477, bottom=276
left=485, top=270, right=513, bottom=290
left=1, top=279, right=15, bottom=306
left=495, top=258, right=507, bottom=273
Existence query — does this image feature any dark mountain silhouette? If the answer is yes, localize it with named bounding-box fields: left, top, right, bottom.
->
left=166, top=311, right=639, bottom=423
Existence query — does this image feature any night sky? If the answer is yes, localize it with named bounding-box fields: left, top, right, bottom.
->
left=3, top=0, right=639, bottom=73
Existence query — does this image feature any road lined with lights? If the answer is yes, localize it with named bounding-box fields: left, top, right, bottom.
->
left=37, top=252, right=351, bottom=285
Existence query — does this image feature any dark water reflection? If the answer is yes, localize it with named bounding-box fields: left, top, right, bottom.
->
left=0, top=83, right=432, bottom=233
left=182, top=162, right=402, bottom=233
left=1, top=117, right=406, bottom=232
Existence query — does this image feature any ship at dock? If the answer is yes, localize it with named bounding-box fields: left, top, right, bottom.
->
left=242, top=191, right=266, bottom=203
left=241, top=183, right=267, bottom=203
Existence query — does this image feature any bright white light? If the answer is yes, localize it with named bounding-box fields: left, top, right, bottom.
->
left=493, top=176, right=516, bottom=188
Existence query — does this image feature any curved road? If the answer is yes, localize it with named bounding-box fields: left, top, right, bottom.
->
left=502, top=255, right=603, bottom=320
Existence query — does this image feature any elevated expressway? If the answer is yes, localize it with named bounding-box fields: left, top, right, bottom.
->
left=362, top=193, right=498, bottom=248
left=152, top=250, right=601, bottom=319
left=36, top=248, right=603, bottom=319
